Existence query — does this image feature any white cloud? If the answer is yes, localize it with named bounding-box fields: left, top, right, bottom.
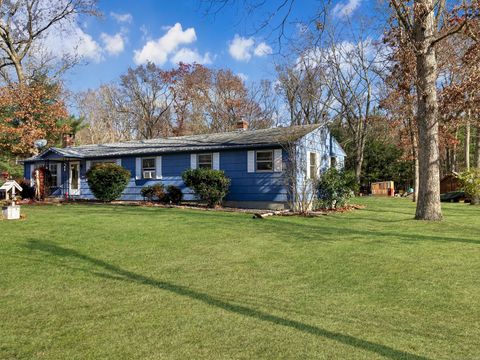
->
left=228, top=35, right=272, bottom=61
left=229, top=34, right=255, bottom=61
left=43, top=24, right=103, bottom=63
left=100, top=32, right=125, bottom=56
left=111, top=12, right=133, bottom=24
left=332, top=0, right=362, bottom=18
left=254, top=42, right=273, bottom=57
left=133, top=23, right=196, bottom=65
left=171, top=48, right=212, bottom=65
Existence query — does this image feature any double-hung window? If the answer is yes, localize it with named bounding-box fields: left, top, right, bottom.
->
left=256, top=150, right=273, bottom=172
left=330, top=157, right=337, bottom=168
left=48, top=164, right=58, bottom=188
left=309, top=153, right=317, bottom=179
left=142, top=158, right=156, bottom=179
left=198, top=153, right=213, bottom=169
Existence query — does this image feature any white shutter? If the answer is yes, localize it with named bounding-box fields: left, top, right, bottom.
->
left=86, top=160, right=91, bottom=172
left=30, top=164, right=36, bottom=186
left=306, top=151, right=311, bottom=179
left=274, top=149, right=282, bottom=172
left=247, top=151, right=255, bottom=173
left=135, top=157, right=142, bottom=180
left=316, top=153, right=321, bottom=177
left=56, top=163, right=62, bottom=187
left=155, top=156, right=162, bottom=179
left=213, top=152, right=220, bottom=170
left=190, top=154, right=197, bottom=169
left=116, top=158, right=122, bottom=167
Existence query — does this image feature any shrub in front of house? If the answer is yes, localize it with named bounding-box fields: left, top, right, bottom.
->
left=458, top=168, right=480, bottom=205
left=86, top=163, right=130, bottom=202
left=182, top=168, right=231, bottom=208
left=140, top=184, right=165, bottom=202
left=17, top=178, right=35, bottom=199
left=316, top=168, right=355, bottom=209
left=165, top=185, right=182, bottom=204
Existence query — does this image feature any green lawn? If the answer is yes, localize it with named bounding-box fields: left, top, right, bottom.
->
left=1, top=198, right=479, bottom=359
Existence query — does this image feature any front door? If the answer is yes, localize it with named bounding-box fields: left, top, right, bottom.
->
left=69, top=162, right=80, bottom=196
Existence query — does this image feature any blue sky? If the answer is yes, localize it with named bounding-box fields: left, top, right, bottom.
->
left=62, top=0, right=371, bottom=92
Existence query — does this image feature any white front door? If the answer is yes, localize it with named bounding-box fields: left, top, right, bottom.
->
left=69, top=162, right=80, bottom=196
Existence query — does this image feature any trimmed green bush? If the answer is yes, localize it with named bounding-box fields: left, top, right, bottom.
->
left=86, top=163, right=130, bottom=202
left=140, top=184, right=165, bottom=202
left=182, top=168, right=230, bottom=207
left=165, top=185, right=183, bottom=204
left=316, top=168, right=355, bottom=209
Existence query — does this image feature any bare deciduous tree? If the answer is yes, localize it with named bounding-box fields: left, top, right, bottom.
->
left=0, top=0, right=97, bottom=84
left=75, top=84, right=135, bottom=144
left=117, top=63, right=178, bottom=139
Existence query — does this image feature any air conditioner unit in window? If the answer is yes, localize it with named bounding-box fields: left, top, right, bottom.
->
left=143, top=171, right=155, bottom=179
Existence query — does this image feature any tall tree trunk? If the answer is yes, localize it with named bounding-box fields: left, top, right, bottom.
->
left=12, top=56, right=25, bottom=84
left=465, top=114, right=470, bottom=170
left=354, top=129, right=366, bottom=184
left=452, top=129, right=458, bottom=173
left=476, top=124, right=480, bottom=168
left=414, top=0, right=442, bottom=221
left=410, top=126, right=419, bottom=202
left=414, top=153, right=419, bottom=202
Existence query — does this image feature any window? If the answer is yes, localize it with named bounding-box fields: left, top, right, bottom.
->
left=48, top=164, right=58, bottom=188
left=198, top=153, right=213, bottom=169
left=142, top=158, right=156, bottom=179
left=309, top=153, right=317, bottom=179
left=256, top=150, right=273, bottom=172
left=330, top=157, right=337, bottom=168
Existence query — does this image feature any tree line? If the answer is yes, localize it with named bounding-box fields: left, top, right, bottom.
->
left=75, top=63, right=278, bottom=144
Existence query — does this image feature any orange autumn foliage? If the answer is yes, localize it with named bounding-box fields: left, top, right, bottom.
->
left=0, top=83, right=70, bottom=157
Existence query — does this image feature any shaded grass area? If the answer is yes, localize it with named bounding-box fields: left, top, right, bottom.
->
left=1, top=198, right=479, bottom=359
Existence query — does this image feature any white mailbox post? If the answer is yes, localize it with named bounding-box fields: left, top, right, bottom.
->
left=1, top=180, right=23, bottom=220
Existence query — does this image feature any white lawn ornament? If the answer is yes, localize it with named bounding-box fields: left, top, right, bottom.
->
left=1, top=180, right=23, bottom=220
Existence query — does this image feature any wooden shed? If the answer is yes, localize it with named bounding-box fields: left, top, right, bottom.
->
left=440, top=174, right=460, bottom=194
left=371, top=181, right=395, bottom=197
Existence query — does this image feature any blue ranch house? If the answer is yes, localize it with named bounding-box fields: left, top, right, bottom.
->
left=24, top=123, right=345, bottom=210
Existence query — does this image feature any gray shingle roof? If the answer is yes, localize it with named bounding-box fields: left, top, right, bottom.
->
left=28, top=124, right=321, bottom=161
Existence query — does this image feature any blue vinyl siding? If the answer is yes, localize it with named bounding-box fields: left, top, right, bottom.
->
left=22, top=126, right=344, bottom=206
left=23, top=163, right=30, bottom=179
left=222, top=149, right=287, bottom=202
left=49, top=149, right=288, bottom=202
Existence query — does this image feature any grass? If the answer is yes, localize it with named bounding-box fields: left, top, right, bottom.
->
left=1, top=198, right=479, bottom=360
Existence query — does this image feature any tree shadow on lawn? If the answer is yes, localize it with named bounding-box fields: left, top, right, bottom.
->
left=23, top=240, right=428, bottom=360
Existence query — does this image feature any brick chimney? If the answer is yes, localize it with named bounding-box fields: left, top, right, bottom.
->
left=62, top=133, right=75, bottom=148
left=236, top=119, right=249, bottom=130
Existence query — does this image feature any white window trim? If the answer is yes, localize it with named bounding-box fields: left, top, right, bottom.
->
left=190, top=154, right=197, bottom=169
left=48, top=163, right=62, bottom=188
left=212, top=152, right=220, bottom=170
left=273, top=149, right=282, bottom=172
left=141, top=157, right=156, bottom=179
left=247, top=151, right=255, bottom=173
left=197, top=153, right=213, bottom=169
left=255, top=150, right=274, bottom=173
left=308, top=152, right=319, bottom=180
